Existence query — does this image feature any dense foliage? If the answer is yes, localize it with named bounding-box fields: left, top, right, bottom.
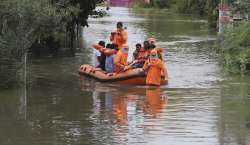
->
left=135, top=0, right=250, bottom=30
left=222, top=23, right=250, bottom=73
left=0, top=0, right=100, bottom=88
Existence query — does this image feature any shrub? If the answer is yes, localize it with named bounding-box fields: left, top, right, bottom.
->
left=222, top=23, right=250, bottom=73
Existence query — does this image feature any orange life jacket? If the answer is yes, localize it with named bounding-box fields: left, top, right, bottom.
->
left=110, top=29, right=128, bottom=49
left=114, top=50, right=128, bottom=73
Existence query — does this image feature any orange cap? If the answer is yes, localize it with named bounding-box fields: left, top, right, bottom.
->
left=148, top=37, right=156, bottom=43
left=92, top=44, right=103, bottom=50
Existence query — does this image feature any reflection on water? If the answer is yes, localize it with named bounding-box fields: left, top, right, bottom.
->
left=79, top=76, right=220, bottom=145
left=80, top=77, right=169, bottom=144
left=0, top=7, right=250, bottom=145
left=81, top=78, right=167, bottom=125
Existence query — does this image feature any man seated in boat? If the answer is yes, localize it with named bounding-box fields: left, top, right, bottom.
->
left=143, top=49, right=168, bottom=86
left=133, top=43, right=141, bottom=60
left=110, top=22, right=128, bottom=50
left=130, top=42, right=149, bottom=68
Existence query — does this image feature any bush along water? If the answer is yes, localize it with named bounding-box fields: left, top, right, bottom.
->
left=221, top=22, right=250, bottom=73
left=0, top=0, right=100, bottom=88
left=132, top=0, right=220, bottom=29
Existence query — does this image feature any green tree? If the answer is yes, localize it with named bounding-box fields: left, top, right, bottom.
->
left=0, top=0, right=100, bottom=88
left=222, top=23, right=250, bottom=73
left=205, top=0, right=220, bottom=28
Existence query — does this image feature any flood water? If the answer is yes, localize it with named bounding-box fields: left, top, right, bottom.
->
left=1, top=7, right=250, bottom=145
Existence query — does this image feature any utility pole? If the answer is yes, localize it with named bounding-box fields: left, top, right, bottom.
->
left=144, top=0, right=150, bottom=4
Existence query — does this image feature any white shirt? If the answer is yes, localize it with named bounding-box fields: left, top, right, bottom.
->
left=93, top=49, right=101, bottom=67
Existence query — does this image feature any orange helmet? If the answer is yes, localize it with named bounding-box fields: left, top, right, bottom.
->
left=148, top=37, right=156, bottom=43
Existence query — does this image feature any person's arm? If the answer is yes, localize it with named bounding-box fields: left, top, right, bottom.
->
left=162, top=63, right=168, bottom=80
left=103, top=49, right=116, bottom=56
left=156, top=47, right=164, bottom=61
left=143, top=60, right=151, bottom=71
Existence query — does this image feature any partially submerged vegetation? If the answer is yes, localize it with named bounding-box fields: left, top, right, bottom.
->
left=219, top=0, right=250, bottom=73
left=0, top=0, right=101, bottom=88
left=221, top=22, right=250, bottom=73
left=132, top=0, right=220, bottom=28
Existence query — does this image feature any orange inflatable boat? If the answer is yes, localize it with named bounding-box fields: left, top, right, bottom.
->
left=79, top=64, right=168, bottom=85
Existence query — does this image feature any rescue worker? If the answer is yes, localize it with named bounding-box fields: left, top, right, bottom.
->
left=114, top=44, right=129, bottom=73
left=143, top=49, right=168, bottom=86
left=110, top=22, right=128, bottom=49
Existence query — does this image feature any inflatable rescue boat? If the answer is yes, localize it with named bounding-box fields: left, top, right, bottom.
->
left=78, top=64, right=167, bottom=85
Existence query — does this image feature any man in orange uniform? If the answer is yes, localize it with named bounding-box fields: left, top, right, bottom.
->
left=143, top=49, right=168, bottom=86
left=114, top=44, right=129, bottom=73
left=110, top=22, right=128, bottom=49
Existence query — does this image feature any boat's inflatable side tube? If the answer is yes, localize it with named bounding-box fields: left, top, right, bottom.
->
left=79, top=64, right=146, bottom=82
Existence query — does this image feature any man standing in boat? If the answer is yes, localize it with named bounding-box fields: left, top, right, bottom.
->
left=110, top=22, right=128, bottom=50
